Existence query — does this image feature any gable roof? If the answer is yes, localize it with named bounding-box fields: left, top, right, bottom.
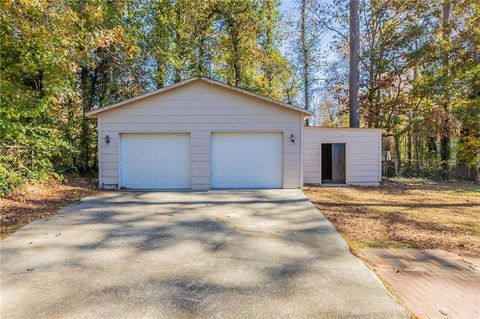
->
left=85, top=76, right=312, bottom=118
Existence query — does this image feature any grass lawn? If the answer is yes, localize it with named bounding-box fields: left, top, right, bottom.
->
left=0, top=176, right=99, bottom=239
left=304, top=178, right=480, bottom=256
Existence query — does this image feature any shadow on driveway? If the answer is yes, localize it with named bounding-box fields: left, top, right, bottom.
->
left=1, top=189, right=409, bottom=319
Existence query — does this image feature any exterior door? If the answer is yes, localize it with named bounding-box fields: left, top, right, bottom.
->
left=331, top=143, right=346, bottom=183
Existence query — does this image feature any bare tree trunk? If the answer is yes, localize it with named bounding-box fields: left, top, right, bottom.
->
left=349, top=0, right=360, bottom=128
left=231, top=33, right=241, bottom=86
left=92, top=128, right=98, bottom=172
left=156, top=61, right=166, bottom=88
left=300, top=0, right=310, bottom=126
left=80, top=67, right=90, bottom=174
left=174, top=6, right=182, bottom=83
left=264, top=0, right=274, bottom=89
left=394, top=133, right=401, bottom=175
left=197, top=36, right=206, bottom=75
left=412, top=55, right=419, bottom=170
left=407, top=130, right=412, bottom=164
left=440, top=0, right=451, bottom=177
left=413, top=133, right=420, bottom=169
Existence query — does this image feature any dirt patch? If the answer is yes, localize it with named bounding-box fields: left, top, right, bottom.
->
left=304, top=178, right=480, bottom=256
left=1, top=176, right=101, bottom=239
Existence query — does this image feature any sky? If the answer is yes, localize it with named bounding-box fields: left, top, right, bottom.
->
left=278, top=0, right=339, bottom=59
left=278, top=0, right=343, bottom=118
left=278, top=0, right=341, bottom=75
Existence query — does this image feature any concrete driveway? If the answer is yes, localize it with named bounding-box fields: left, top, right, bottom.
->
left=1, top=190, right=409, bottom=319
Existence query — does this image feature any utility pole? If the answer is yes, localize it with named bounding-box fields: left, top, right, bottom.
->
left=349, top=0, right=360, bottom=128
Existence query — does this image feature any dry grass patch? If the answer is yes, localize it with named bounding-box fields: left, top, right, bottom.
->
left=1, top=176, right=100, bottom=239
left=304, top=178, right=480, bottom=255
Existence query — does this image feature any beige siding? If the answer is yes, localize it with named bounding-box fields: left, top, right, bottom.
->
left=303, top=127, right=382, bottom=186
left=98, top=80, right=303, bottom=189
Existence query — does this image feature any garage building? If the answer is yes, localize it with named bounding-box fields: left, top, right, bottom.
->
left=86, top=76, right=382, bottom=189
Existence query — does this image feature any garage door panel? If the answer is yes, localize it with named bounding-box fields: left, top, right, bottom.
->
left=211, top=133, right=282, bottom=188
left=120, top=134, right=191, bottom=189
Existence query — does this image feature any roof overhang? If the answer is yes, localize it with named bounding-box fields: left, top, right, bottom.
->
left=85, top=76, right=312, bottom=118
left=305, top=126, right=386, bottom=133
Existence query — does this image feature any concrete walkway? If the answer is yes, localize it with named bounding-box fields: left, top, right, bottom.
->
left=361, top=248, right=480, bottom=319
left=1, top=190, right=409, bottom=319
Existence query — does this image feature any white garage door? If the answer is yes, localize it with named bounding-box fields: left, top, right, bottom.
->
left=120, top=134, right=191, bottom=189
left=211, top=133, right=283, bottom=188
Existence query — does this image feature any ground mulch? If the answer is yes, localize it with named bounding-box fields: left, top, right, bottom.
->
left=304, top=178, right=480, bottom=256
left=0, top=176, right=100, bottom=239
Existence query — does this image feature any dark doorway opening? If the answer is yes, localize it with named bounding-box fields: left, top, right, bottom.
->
left=321, top=144, right=332, bottom=181
left=321, top=143, right=346, bottom=184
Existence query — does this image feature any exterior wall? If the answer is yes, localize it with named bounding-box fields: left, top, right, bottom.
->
left=303, top=127, right=382, bottom=186
left=97, top=80, right=303, bottom=189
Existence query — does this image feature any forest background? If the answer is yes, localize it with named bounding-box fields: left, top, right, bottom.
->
left=1, top=0, right=479, bottom=194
